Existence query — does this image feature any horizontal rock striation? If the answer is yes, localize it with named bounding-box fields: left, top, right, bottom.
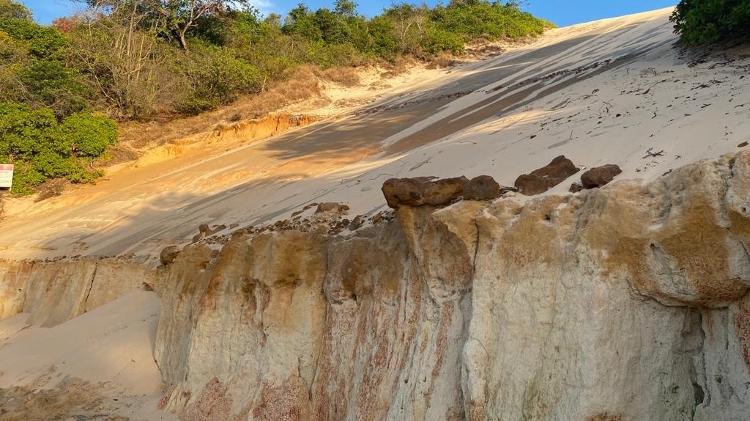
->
left=2, top=151, right=750, bottom=420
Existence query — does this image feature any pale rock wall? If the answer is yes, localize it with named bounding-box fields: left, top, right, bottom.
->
left=153, top=151, right=750, bottom=420
left=0, top=258, right=158, bottom=327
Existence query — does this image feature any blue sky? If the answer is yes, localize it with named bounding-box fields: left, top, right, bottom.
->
left=21, top=0, right=677, bottom=27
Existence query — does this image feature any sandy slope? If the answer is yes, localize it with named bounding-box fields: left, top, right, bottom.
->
left=0, top=292, right=172, bottom=420
left=1, top=7, right=748, bottom=262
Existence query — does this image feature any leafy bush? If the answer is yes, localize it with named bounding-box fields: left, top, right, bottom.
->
left=20, top=59, right=88, bottom=117
left=671, top=0, right=750, bottom=44
left=59, top=112, right=118, bottom=157
left=0, top=102, right=116, bottom=194
left=0, top=15, right=67, bottom=58
left=0, top=0, right=31, bottom=21
left=175, top=44, right=264, bottom=114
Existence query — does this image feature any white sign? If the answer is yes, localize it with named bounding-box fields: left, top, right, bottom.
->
left=0, top=164, right=14, bottom=189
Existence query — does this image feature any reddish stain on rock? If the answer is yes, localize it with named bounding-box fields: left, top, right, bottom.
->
left=183, top=378, right=234, bottom=421
left=735, top=303, right=750, bottom=370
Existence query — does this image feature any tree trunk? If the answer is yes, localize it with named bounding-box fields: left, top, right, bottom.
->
left=178, top=28, right=189, bottom=50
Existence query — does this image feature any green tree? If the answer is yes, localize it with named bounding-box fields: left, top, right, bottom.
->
left=0, top=0, right=31, bottom=21
left=334, top=0, right=358, bottom=17
left=671, top=0, right=750, bottom=44
left=81, top=0, right=254, bottom=49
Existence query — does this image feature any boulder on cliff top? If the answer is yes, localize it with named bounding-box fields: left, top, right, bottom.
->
left=464, top=175, right=508, bottom=201
left=514, top=155, right=579, bottom=195
left=160, top=245, right=180, bottom=266
left=382, top=176, right=469, bottom=208
left=581, top=164, right=622, bottom=189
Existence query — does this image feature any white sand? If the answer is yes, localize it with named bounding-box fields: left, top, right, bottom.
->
left=0, top=292, right=172, bottom=420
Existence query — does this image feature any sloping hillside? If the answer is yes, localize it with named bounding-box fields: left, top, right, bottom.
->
left=3, top=8, right=747, bottom=261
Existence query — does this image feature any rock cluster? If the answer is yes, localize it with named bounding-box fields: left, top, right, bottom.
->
left=383, top=175, right=511, bottom=208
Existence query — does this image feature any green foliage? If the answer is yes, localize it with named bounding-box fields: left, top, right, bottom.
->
left=671, top=0, right=750, bottom=44
left=0, top=16, right=67, bottom=58
left=20, top=59, right=88, bottom=117
left=0, top=0, right=31, bottom=21
left=0, top=102, right=115, bottom=194
left=175, top=44, right=264, bottom=114
left=59, top=112, right=118, bottom=157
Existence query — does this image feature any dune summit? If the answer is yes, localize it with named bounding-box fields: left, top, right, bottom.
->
left=1, top=7, right=750, bottom=420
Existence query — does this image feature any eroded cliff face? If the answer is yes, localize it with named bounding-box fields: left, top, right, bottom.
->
left=148, top=152, right=750, bottom=420
left=2, top=151, right=750, bottom=420
left=0, top=258, right=158, bottom=326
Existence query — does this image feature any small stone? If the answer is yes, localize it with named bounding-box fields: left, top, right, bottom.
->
left=569, top=182, right=583, bottom=193
left=739, top=141, right=748, bottom=148
left=198, top=224, right=211, bottom=234
left=349, top=215, right=365, bottom=230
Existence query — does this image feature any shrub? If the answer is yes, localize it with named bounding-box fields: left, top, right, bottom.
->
left=0, top=16, right=67, bottom=58
left=20, top=59, right=88, bottom=117
left=60, top=112, right=118, bottom=157
left=0, top=102, right=116, bottom=195
left=0, top=0, right=31, bottom=21
left=175, top=45, right=264, bottom=114
left=671, top=0, right=750, bottom=44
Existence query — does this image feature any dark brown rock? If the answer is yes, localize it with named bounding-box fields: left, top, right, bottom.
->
left=464, top=175, right=503, bottom=201
left=569, top=182, right=584, bottom=193
left=580, top=164, right=622, bottom=189
left=382, top=176, right=469, bottom=208
left=514, top=155, right=579, bottom=195
left=739, top=141, right=749, bottom=148
left=160, top=245, right=180, bottom=266
left=198, top=223, right=211, bottom=234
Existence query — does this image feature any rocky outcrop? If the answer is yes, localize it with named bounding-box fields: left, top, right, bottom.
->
left=149, top=151, right=750, bottom=421
left=160, top=246, right=181, bottom=266
left=3, top=152, right=750, bottom=420
left=515, top=155, right=580, bottom=195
